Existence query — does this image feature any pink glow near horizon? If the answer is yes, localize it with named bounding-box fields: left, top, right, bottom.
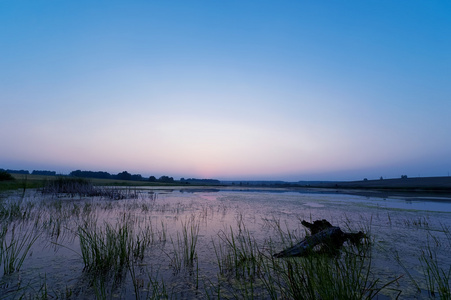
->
left=1, top=1, right=450, bottom=180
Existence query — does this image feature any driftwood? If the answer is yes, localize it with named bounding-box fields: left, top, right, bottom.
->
left=273, top=219, right=365, bottom=258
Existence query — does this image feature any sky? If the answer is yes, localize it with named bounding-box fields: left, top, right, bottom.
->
left=1, top=1, right=450, bottom=181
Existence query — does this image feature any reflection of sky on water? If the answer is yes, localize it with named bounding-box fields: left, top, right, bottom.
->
left=3, top=188, right=451, bottom=299
left=208, top=188, right=451, bottom=213
left=370, top=197, right=451, bottom=212
left=318, top=193, right=451, bottom=213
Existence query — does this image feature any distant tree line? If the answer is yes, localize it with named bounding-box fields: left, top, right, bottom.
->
left=69, top=170, right=176, bottom=183
left=2, top=168, right=219, bottom=184
left=180, top=178, right=221, bottom=185
left=70, top=170, right=145, bottom=181
left=3, top=169, right=57, bottom=176
left=4, top=169, right=30, bottom=174
left=32, top=170, right=57, bottom=176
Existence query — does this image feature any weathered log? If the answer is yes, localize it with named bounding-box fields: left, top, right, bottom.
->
left=301, top=219, right=333, bottom=234
left=273, top=220, right=365, bottom=258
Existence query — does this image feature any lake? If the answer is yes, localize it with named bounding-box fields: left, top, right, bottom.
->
left=1, top=187, right=450, bottom=299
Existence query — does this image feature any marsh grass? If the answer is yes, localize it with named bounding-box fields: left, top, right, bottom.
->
left=418, top=229, right=451, bottom=299
left=168, top=217, right=200, bottom=273
left=78, top=218, right=135, bottom=276
left=216, top=226, right=261, bottom=280
left=181, top=217, right=200, bottom=266
left=420, top=245, right=451, bottom=299
left=1, top=224, right=41, bottom=275
left=1, top=189, right=449, bottom=299
left=391, top=223, right=451, bottom=299
left=0, top=200, right=22, bottom=222
left=41, top=176, right=139, bottom=200
left=210, top=219, right=399, bottom=300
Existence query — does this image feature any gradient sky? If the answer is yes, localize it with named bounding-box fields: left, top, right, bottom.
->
left=1, top=1, right=450, bottom=181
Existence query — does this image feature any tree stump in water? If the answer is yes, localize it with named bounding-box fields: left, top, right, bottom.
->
left=273, top=219, right=366, bottom=258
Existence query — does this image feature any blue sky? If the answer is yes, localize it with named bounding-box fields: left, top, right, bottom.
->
left=1, top=1, right=450, bottom=181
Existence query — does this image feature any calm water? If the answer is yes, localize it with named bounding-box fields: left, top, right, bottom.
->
left=1, top=187, right=450, bottom=299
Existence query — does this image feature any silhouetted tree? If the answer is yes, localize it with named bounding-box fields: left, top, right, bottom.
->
left=6, top=169, right=29, bottom=174
left=130, top=174, right=143, bottom=181
left=32, top=170, right=56, bottom=176
left=116, top=171, right=132, bottom=180
left=70, top=170, right=112, bottom=179
left=148, top=176, right=157, bottom=182
left=158, top=176, right=174, bottom=183
left=0, top=170, right=15, bottom=181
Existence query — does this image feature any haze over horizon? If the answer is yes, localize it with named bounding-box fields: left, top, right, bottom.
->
left=1, top=1, right=450, bottom=182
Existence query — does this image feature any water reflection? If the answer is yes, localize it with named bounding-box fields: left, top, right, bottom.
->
left=0, top=187, right=450, bottom=299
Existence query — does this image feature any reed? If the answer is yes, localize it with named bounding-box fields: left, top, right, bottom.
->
left=40, top=176, right=140, bottom=200
left=78, top=219, right=134, bottom=275
left=0, top=199, right=24, bottom=222
left=1, top=224, right=41, bottom=275
left=181, top=217, right=200, bottom=266
left=211, top=221, right=400, bottom=299
left=419, top=232, right=451, bottom=299
left=146, top=272, right=169, bottom=299
left=168, top=235, right=182, bottom=273
left=1, top=188, right=448, bottom=299
left=216, top=225, right=261, bottom=280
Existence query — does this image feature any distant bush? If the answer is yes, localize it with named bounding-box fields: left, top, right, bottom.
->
left=158, top=175, right=174, bottom=183
left=0, top=170, right=15, bottom=181
left=6, top=169, right=29, bottom=174
left=32, top=170, right=57, bottom=176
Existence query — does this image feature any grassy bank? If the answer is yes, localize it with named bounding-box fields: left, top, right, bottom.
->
left=0, top=174, right=181, bottom=192
left=311, top=176, right=451, bottom=192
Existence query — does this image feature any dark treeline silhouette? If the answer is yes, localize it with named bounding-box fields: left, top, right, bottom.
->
left=2, top=167, right=219, bottom=184
left=180, top=178, right=221, bottom=185
left=70, top=170, right=144, bottom=181
left=158, top=175, right=174, bottom=183
left=3, top=169, right=57, bottom=176
left=4, top=169, right=30, bottom=174
left=147, top=175, right=174, bottom=183
left=32, top=170, right=57, bottom=176
left=69, top=170, right=173, bottom=182
left=70, top=170, right=112, bottom=179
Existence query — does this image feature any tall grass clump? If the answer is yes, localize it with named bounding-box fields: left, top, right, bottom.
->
left=41, top=176, right=139, bottom=199
left=394, top=226, right=451, bottom=298
left=1, top=224, right=41, bottom=275
left=181, top=217, right=200, bottom=266
left=78, top=220, right=133, bottom=275
left=78, top=214, right=149, bottom=278
left=261, top=240, right=394, bottom=299
left=215, top=225, right=261, bottom=279
left=169, top=217, right=200, bottom=272
left=0, top=199, right=23, bottom=222
left=41, top=177, right=97, bottom=197
left=212, top=221, right=399, bottom=299
left=419, top=230, right=451, bottom=299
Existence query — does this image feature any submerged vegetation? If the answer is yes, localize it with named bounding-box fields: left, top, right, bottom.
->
left=0, top=186, right=450, bottom=299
